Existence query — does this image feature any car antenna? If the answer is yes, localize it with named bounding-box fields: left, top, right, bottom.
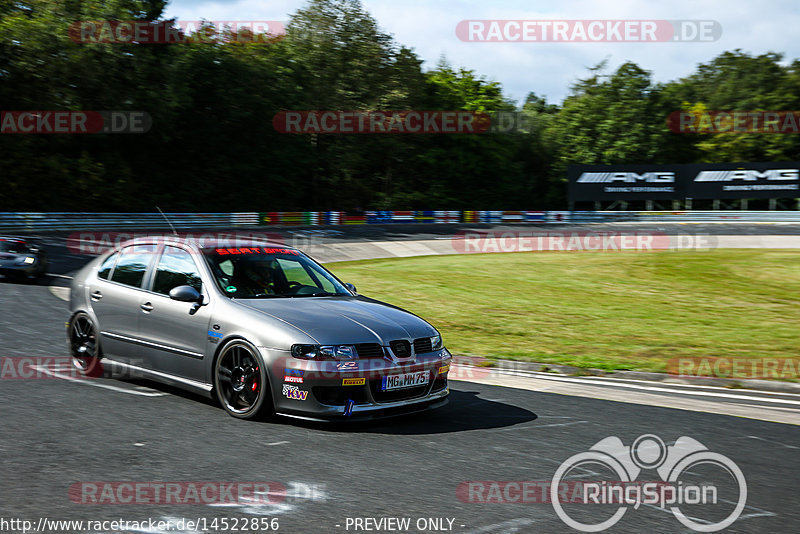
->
left=156, top=206, right=179, bottom=236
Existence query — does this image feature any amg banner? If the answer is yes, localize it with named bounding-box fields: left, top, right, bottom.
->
left=568, top=162, right=800, bottom=201
left=568, top=164, right=680, bottom=201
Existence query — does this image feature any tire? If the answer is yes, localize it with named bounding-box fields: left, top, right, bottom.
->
left=67, top=312, right=104, bottom=378
left=214, top=339, right=274, bottom=420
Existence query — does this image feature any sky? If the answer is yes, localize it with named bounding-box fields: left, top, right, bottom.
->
left=164, top=0, right=800, bottom=106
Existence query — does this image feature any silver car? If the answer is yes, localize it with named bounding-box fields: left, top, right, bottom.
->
left=67, top=237, right=452, bottom=420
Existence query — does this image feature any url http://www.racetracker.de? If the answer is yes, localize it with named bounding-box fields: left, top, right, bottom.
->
left=0, top=516, right=282, bottom=533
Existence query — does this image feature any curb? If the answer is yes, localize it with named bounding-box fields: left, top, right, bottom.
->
left=459, top=357, right=800, bottom=395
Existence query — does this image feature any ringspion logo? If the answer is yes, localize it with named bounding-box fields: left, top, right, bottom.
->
left=551, top=435, right=746, bottom=532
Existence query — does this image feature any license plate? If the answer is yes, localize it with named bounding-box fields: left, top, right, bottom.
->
left=381, top=371, right=430, bottom=391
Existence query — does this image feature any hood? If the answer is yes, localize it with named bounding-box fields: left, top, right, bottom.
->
left=237, top=296, right=437, bottom=345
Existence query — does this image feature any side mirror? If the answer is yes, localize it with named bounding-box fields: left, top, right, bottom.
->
left=345, top=283, right=357, bottom=295
left=169, top=285, right=202, bottom=303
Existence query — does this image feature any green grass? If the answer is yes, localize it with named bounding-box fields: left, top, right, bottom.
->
left=329, top=250, right=800, bottom=374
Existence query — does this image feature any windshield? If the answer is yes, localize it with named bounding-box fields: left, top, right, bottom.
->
left=202, top=246, right=350, bottom=298
left=0, top=241, right=29, bottom=254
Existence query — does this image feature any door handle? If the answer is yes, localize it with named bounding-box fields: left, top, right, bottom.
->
left=91, top=290, right=103, bottom=300
left=140, top=302, right=154, bottom=312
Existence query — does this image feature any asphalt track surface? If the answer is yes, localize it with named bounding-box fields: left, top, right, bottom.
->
left=1, top=227, right=799, bottom=533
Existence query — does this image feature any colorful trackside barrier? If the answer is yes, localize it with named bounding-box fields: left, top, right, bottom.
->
left=256, top=211, right=548, bottom=226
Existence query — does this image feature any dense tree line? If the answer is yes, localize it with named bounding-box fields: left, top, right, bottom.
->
left=1, top=0, right=799, bottom=211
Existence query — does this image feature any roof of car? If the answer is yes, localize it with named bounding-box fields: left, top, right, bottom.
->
left=118, top=235, right=298, bottom=251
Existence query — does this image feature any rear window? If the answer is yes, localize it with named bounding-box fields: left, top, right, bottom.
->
left=97, top=253, right=118, bottom=280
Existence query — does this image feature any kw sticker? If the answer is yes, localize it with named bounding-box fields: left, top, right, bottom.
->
left=282, top=384, right=308, bottom=401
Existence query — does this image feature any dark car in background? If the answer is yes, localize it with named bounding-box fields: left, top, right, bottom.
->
left=0, top=236, right=47, bottom=281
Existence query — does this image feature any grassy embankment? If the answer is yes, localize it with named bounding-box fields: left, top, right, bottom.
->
left=331, top=250, right=800, bottom=375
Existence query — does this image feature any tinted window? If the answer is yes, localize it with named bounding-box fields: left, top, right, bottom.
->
left=202, top=246, right=348, bottom=298
left=152, top=246, right=203, bottom=295
left=97, top=253, right=118, bottom=280
left=110, top=244, right=156, bottom=288
left=277, top=257, right=336, bottom=293
left=0, top=240, right=29, bottom=253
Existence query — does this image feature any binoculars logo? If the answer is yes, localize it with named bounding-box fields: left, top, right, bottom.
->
left=551, top=434, right=747, bottom=532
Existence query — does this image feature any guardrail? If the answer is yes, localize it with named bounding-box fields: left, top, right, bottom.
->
left=572, top=211, right=800, bottom=223
left=2, top=210, right=800, bottom=232
left=0, top=212, right=258, bottom=232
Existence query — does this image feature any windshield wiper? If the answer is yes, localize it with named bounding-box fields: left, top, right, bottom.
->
left=290, top=292, right=344, bottom=297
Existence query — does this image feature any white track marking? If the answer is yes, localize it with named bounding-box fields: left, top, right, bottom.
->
left=31, top=364, right=167, bottom=397
left=462, top=518, right=537, bottom=533
left=741, top=435, right=799, bottom=449
left=46, top=273, right=73, bottom=279
left=49, top=286, right=70, bottom=301
left=452, top=365, right=800, bottom=407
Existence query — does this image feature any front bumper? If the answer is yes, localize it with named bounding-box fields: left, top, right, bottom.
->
left=0, top=262, right=39, bottom=277
left=264, top=348, right=453, bottom=420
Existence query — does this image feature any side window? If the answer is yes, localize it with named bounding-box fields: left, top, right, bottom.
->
left=110, top=244, right=156, bottom=288
left=97, top=252, right=118, bottom=280
left=218, top=259, right=234, bottom=277
left=152, top=246, right=203, bottom=295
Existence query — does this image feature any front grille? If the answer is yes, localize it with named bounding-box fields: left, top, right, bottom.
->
left=390, top=340, right=412, bottom=358
left=371, top=382, right=429, bottom=403
left=413, top=337, right=433, bottom=354
left=355, top=343, right=384, bottom=359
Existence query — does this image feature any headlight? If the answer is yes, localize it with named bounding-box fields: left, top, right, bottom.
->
left=22, top=257, right=36, bottom=265
left=291, top=344, right=357, bottom=360
left=431, top=334, right=443, bottom=351
left=320, top=345, right=356, bottom=360
left=291, top=344, right=319, bottom=360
